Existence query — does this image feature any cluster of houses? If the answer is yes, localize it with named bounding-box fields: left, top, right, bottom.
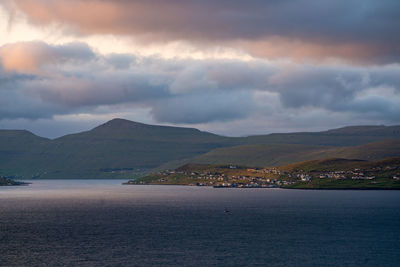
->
left=247, top=167, right=282, bottom=175
left=152, top=162, right=400, bottom=186
left=281, top=165, right=400, bottom=182
left=158, top=168, right=294, bottom=187
left=213, top=182, right=278, bottom=188
left=245, top=164, right=400, bottom=183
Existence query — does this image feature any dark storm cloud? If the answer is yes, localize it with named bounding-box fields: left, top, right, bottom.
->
left=3, top=0, right=400, bottom=63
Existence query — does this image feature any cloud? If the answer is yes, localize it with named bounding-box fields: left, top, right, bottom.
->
left=0, top=41, right=399, bottom=136
left=2, top=0, right=400, bottom=63
left=0, top=41, right=95, bottom=73
left=151, top=91, right=255, bottom=124
left=105, top=54, right=136, bottom=70
left=267, top=64, right=400, bottom=117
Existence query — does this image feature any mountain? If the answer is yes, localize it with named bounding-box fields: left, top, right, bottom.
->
left=0, top=119, right=232, bottom=178
left=0, top=119, right=399, bottom=178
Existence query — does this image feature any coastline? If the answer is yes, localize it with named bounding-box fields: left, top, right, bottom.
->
left=123, top=182, right=400, bottom=190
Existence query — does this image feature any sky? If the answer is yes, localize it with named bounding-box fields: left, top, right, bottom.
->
left=0, top=0, right=399, bottom=138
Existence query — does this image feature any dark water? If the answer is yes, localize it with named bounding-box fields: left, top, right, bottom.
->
left=1, top=180, right=400, bottom=266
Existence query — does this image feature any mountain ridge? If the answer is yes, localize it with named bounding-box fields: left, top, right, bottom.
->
left=0, top=118, right=399, bottom=179
left=2, top=119, right=400, bottom=141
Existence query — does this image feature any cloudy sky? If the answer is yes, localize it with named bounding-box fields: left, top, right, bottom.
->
left=0, top=0, right=399, bottom=138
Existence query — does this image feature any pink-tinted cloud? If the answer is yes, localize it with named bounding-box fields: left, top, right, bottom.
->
left=238, top=38, right=398, bottom=65
left=3, top=0, right=400, bottom=64
left=0, top=42, right=51, bottom=73
left=0, top=41, right=94, bottom=73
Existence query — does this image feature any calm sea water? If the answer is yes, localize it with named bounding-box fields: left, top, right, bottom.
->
left=1, top=180, right=400, bottom=266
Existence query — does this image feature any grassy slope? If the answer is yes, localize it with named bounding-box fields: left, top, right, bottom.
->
left=242, top=125, right=400, bottom=146
left=279, top=157, right=400, bottom=172
left=176, top=139, right=400, bottom=168
left=188, top=144, right=327, bottom=166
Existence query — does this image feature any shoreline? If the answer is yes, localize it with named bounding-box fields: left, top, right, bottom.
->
left=123, top=183, right=400, bottom=190
left=281, top=187, right=400, bottom=190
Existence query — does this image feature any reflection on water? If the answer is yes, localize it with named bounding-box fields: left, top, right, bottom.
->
left=1, top=180, right=400, bottom=266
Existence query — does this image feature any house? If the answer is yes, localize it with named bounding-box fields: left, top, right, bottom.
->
left=299, top=174, right=310, bottom=182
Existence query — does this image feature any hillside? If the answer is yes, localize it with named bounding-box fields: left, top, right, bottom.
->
left=182, top=144, right=327, bottom=167
left=0, top=130, right=50, bottom=178
left=0, top=119, right=399, bottom=179
left=176, top=139, right=400, bottom=168
left=279, top=157, right=400, bottom=172
left=242, top=125, right=400, bottom=146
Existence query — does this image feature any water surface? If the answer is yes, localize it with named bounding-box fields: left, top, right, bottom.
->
left=1, top=180, right=400, bottom=266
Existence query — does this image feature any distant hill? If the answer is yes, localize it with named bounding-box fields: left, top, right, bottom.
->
left=241, top=125, right=400, bottom=146
left=0, top=119, right=399, bottom=178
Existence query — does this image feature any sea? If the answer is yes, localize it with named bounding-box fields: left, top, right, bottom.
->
left=1, top=180, right=400, bottom=266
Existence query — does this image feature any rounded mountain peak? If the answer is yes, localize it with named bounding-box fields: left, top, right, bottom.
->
left=97, top=118, right=148, bottom=129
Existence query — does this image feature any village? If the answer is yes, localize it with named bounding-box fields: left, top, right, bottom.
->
left=143, top=165, right=293, bottom=188
left=284, top=165, right=400, bottom=182
left=133, top=161, right=400, bottom=188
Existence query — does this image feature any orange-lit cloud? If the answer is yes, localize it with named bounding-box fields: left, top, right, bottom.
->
left=0, top=42, right=50, bottom=73
left=238, top=38, right=399, bottom=65
left=0, top=41, right=94, bottom=73
left=2, top=0, right=400, bottom=64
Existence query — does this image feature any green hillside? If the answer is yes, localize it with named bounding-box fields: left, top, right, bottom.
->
left=185, top=144, right=327, bottom=167
left=242, top=125, right=400, bottom=146
left=176, top=139, right=400, bottom=168
left=279, top=157, right=400, bottom=172
left=279, top=158, right=367, bottom=172
left=0, top=119, right=399, bottom=179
